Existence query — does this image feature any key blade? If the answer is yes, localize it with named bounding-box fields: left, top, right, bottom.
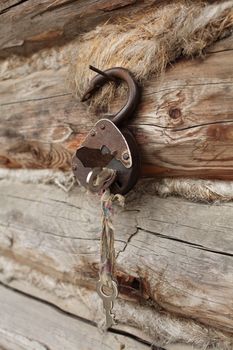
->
left=105, top=310, right=114, bottom=329
left=103, top=300, right=117, bottom=329
left=103, top=298, right=114, bottom=328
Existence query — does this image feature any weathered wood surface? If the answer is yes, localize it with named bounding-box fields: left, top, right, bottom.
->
left=0, top=284, right=151, bottom=350
left=0, top=36, right=233, bottom=178
left=0, top=180, right=233, bottom=346
left=0, top=0, right=154, bottom=57
left=0, top=284, right=198, bottom=350
left=1, top=2, right=233, bottom=349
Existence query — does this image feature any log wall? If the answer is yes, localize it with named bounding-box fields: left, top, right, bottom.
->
left=0, top=179, right=233, bottom=348
left=1, top=1, right=233, bottom=349
left=0, top=32, right=233, bottom=178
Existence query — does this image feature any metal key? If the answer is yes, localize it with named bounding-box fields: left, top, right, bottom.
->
left=86, top=167, right=117, bottom=192
left=96, top=279, right=118, bottom=329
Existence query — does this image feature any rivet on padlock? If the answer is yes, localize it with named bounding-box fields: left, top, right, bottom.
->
left=72, top=66, right=141, bottom=195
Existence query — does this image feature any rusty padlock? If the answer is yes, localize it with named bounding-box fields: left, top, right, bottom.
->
left=72, top=66, right=141, bottom=195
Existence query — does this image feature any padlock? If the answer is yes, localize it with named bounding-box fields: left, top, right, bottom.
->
left=72, top=66, right=141, bottom=195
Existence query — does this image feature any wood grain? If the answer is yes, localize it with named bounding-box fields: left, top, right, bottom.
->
left=0, top=284, right=152, bottom=350
left=0, top=36, right=233, bottom=179
left=0, top=0, right=154, bottom=57
left=0, top=284, right=199, bottom=350
left=0, top=180, right=233, bottom=340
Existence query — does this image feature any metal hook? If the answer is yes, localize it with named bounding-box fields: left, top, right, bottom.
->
left=81, top=66, right=140, bottom=126
left=89, top=65, right=117, bottom=83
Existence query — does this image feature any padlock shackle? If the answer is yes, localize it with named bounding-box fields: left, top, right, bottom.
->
left=81, top=67, right=140, bottom=126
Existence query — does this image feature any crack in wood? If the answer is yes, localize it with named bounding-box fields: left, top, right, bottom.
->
left=136, top=227, right=233, bottom=258
left=0, top=93, right=72, bottom=107
left=116, top=227, right=139, bottom=260
left=0, top=281, right=159, bottom=349
left=0, top=0, right=29, bottom=15
left=132, top=119, right=233, bottom=132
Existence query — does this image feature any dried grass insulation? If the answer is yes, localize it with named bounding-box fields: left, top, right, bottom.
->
left=70, top=0, right=233, bottom=112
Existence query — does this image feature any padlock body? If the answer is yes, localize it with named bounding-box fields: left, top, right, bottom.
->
left=72, top=118, right=140, bottom=194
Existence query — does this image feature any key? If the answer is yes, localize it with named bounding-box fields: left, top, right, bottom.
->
left=96, top=279, right=118, bottom=329
left=86, top=167, right=117, bottom=192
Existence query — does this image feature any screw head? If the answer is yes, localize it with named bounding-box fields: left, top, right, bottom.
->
left=122, top=152, right=129, bottom=160
left=90, top=130, right=96, bottom=136
left=100, top=123, right=105, bottom=130
left=72, top=164, right=77, bottom=171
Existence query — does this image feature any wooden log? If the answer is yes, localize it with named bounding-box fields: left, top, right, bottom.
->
left=1, top=2, right=233, bottom=349
left=0, top=284, right=198, bottom=350
left=0, top=36, right=233, bottom=178
left=0, top=179, right=233, bottom=348
left=0, top=0, right=154, bottom=57
left=0, top=284, right=152, bottom=350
